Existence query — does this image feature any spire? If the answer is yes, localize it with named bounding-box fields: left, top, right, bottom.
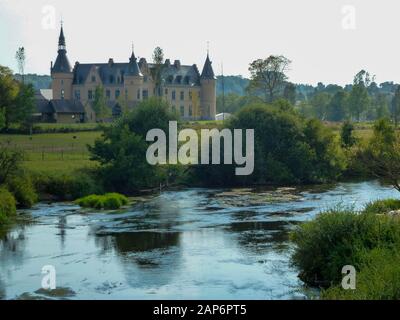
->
left=52, top=23, right=72, bottom=73
left=201, top=52, right=216, bottom=80
left=58, top=22, right=66, bottom=51
left=127, top=45, right=142, bottom=76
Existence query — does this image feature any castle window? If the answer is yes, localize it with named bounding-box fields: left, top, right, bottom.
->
left=180, top=91, right=184, bottom=100
left=172, top=90, right=176, bottom=100
left=137, top=89, right=140, bottom=100
left=167, top=76, right=173, bottom=83
left=142, top=90, right=148, bottom=100
left=61, top=80, right=64, bottom=85
left=91, top=76, right=96, bottom=83
left=176, top=76, right=182, bottom=84
left=61, top=89, right=65, bottom=100
left=180, top=106, right=185, bottom=117
left=185, top=76, right=190, bottom=84
left=189, top=105, right=193, bottom=117
left=109, top=75, right=114, bottom=84
left=115, top=89, right=120, bottom=99
left=165, top=88, right=168, bottom=95
left=88, top=90, right=93, bottom=100
left=125, top=89, right=128, bottom=99
left=144, top=76, right=148, bottom=83
left=189, top=91, right=192, bottom=100
left=106, top=90, right=111, bottom=99
left=75, top=90, right=81, bottom=100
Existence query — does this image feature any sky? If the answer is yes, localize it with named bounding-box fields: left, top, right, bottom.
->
left=1, top=0, right=400, bottom=86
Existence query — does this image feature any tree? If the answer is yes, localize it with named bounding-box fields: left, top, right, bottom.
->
left=92, top=85, right=110, bottom=121
left=347, top=70, right=372, bottom=121
left=327, top=90, right=348, bottom=121
left=15, top=47, right=26, bottom=83
left=0, top=65, right=19, bottom=129
left=340, top=120, right=356, bottom=148
left=248, top=55, right=291, bottom=103
left=152, top=47, right=164, bottom=97
left=359, top=118, right=400, bottom=191
left=310, top=92, right=331, bottom=120
left=283, top=83, right=296, bottom=105
left=391, top=86, right=400, bottom=127
left=88, top=98, right=179, bottom=193
left=10, top=83, right=35, bottom=126
left=0, top=144, right=24, bottom=184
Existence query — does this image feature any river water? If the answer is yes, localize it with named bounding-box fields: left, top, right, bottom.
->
left=0, top=180, right=398, bottom=300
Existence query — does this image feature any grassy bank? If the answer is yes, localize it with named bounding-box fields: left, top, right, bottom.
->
left=291, top=199, right=400, bottom=299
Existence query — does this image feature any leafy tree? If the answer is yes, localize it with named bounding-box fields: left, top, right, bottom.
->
left=247, top=55, right=291, bottom=103
left=359, top=118, right=400, bottom=191
left=326, top=90, right=348, bottom=121
left=0, top=65, right=19, bottom=129
left=0, top=144, right=24, bottom=184
left=373, top=92, right=390, bottom=120
left=15, top=47, right=26, bottom=83
left=310, top=92, right=331, bottom=120
left=152, top=47, right=164, bottom=97
left=10, top=82, right=35, bottom=126
left=348, top=83, right=369, bottom=122
left=391, top=86, right=400, bottom=127
left=340, top=120, right=356, bottom=148
left=283, top=82, right=296, bottom=105
left=92, top=85, right=110, bottom=121
left=88, top=98, right=179, bottom=193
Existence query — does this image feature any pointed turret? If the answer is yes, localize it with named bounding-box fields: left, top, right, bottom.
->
left=52, top=25, right=72, bottom=73
left=127, top=47, right=143, bottom=76
left=51, top=23, right=73, bottom=100
left=200, top=54, right=216, bottom=80
left=200, top=52, right=217, bottom=120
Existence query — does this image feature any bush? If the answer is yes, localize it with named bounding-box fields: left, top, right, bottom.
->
left=0, top=187, right=16, bottom=225
left=32, top=171, right=103, bottom=200
left=364, top=199, right=400, bottom=214
left=322, top=247, right=400, bottom=300
left=7, top=174, right=38, bottom=208
left=76, top=193, right=128, bottom=210
left=290, top=209, right=400, bottom=287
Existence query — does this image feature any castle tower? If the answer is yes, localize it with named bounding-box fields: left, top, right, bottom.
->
left=51, top=24, right=73, bottom=100
left=124, top=47, right=143, bottom=103
left=200, top=53, right=216, bottom=120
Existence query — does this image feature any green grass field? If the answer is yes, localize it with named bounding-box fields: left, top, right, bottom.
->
left=0, top=131, right=102, bottom=175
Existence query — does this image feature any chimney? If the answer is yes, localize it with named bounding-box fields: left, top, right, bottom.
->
left=174, top=60, right=181, bottom=69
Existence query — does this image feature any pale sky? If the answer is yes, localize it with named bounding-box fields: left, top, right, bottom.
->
left=1, top=0, right=400, bottom=86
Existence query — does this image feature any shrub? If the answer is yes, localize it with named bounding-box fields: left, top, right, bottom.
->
left=364, top=199, right=400, bottom=214
left=322, top=247, right=400, bottom=300
left=32, top=171, right=103, bottom=200
left=290, top=209, right=400, bottom=287
left=7, top=174, right=38, bottom=208
left=76, top=193, right=128, bottom=210
left=0, top=187, right=16, bottom=225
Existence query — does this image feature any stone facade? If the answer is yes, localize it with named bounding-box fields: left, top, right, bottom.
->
left=50, top=25, right=217, bottom=123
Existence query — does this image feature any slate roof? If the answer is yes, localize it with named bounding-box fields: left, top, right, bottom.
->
left=50, top=100, right=85, bottom=113
left=34, top=90, right=53, bottom=113
left=201, top=54, right=216, bottom=80
left=73, top=59, right=202, bottom=86
left=51, top=26, right=72, bottom=73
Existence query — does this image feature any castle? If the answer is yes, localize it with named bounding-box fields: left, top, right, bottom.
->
left=39, top=25, right=217, bottom=123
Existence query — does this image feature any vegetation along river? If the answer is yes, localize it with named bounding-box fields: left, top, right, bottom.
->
left=0, top=180, right=398, bottom=300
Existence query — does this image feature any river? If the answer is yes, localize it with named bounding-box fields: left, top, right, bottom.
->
left=0, top=180, right=398, bottom=300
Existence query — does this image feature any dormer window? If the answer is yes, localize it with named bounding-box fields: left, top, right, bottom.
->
left=91, top=75, right=96, bottom=82
left=185, top=76, right=190, bottom=84
left=167, top=75, right=173, bottom=83
left=176, top=76, right=182, bottom=84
